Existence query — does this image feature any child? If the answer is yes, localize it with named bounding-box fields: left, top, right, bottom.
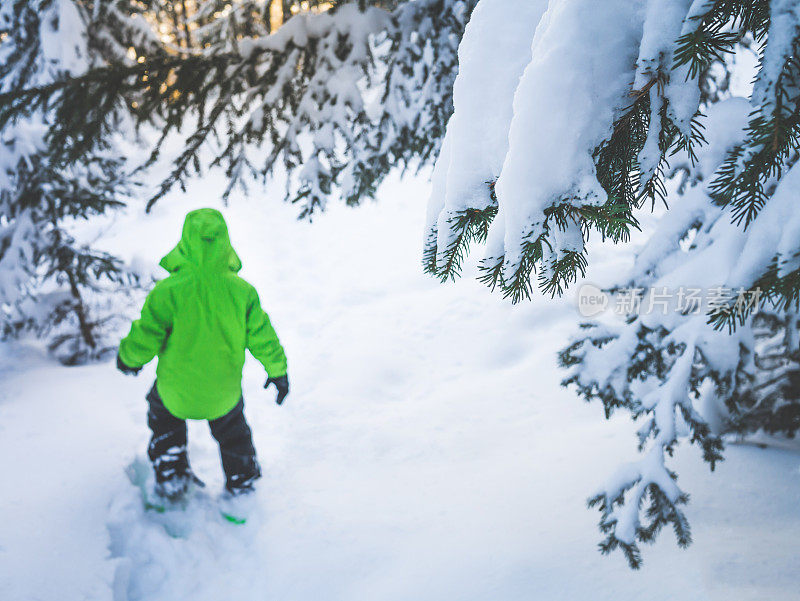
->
left=116, top=208, right=289, bottom=500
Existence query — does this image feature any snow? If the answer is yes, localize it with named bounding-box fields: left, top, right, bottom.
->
left=752, top=0, right=800, bottom=111
left=634, top=0, right=694, bottom=90
left=727, top=162, right=800, bottom=288
left=435, top=0, right=545, bottom=212
left=1, top=171, right=799, bottom=601
left=241, top=5, right=390, bottom=56
left=775, top=165, right=800, bottom=275
left=620, top=98, right=751, bottom=290
left=39, top=0, right=90, bottom=76
left=492, top=0, right=646, bottom=273
left=634, top=0, right=694, bottom=173
left=429, top=0, right=546, bottom=271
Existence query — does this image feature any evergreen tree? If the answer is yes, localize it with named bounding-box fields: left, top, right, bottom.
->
left=192, top=0, right=339, bottom=51
left=559, top=96, right=800, bottom=569
left=0, top=0, right=142, bottom=364
left=192, top=0, right=270, bottom=51
left=424, top=0, right=800, bottom=567
left=0, top=0, right=473, bottom=219
left=343, top=0, right=475, bottom=205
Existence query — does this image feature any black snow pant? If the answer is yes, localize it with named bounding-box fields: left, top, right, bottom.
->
left=146, top=382, right=262, bottom=491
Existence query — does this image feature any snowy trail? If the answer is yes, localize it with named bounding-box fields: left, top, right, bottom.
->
left=1, top=175, right=799, bottom=601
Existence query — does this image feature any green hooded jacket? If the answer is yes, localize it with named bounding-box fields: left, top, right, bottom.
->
left=119, top=208, right=287, bottom=420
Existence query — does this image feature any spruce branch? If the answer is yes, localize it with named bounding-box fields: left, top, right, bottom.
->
left=709, top=35, right=800, bottom=227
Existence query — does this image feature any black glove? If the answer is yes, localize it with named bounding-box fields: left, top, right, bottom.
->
left=116, top=353, right=142, bottom=376
left=264, top=374, right=289, bottom=405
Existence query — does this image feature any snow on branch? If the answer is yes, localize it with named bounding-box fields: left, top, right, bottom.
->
left=0, top=0, right=142, bottom=363
left=425, top=0, right=800, bottom=567
left=561, top=94, right=800, bottom=566
left=1, top=0, right=475, bottom=219
left=424, top=0, right=799, bottom=308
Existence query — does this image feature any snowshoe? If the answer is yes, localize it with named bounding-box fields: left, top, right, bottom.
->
left=153, top=469, right=205, bottom=504
left=126, top=458, right=203, bottom=514
left=217, top=486, right=256, bottom=525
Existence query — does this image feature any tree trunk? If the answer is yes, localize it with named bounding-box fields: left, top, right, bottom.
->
left=67, top=269, right=97, bottom=350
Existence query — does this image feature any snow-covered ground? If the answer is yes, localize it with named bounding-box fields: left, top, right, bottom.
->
left=1, top=173, right=799, bottom=601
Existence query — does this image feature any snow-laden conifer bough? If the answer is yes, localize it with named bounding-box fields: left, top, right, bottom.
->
left=426, top=0, right=800, bottom=568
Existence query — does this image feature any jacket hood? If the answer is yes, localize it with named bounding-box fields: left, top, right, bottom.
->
left=160, top=208, right=242, bottom=273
